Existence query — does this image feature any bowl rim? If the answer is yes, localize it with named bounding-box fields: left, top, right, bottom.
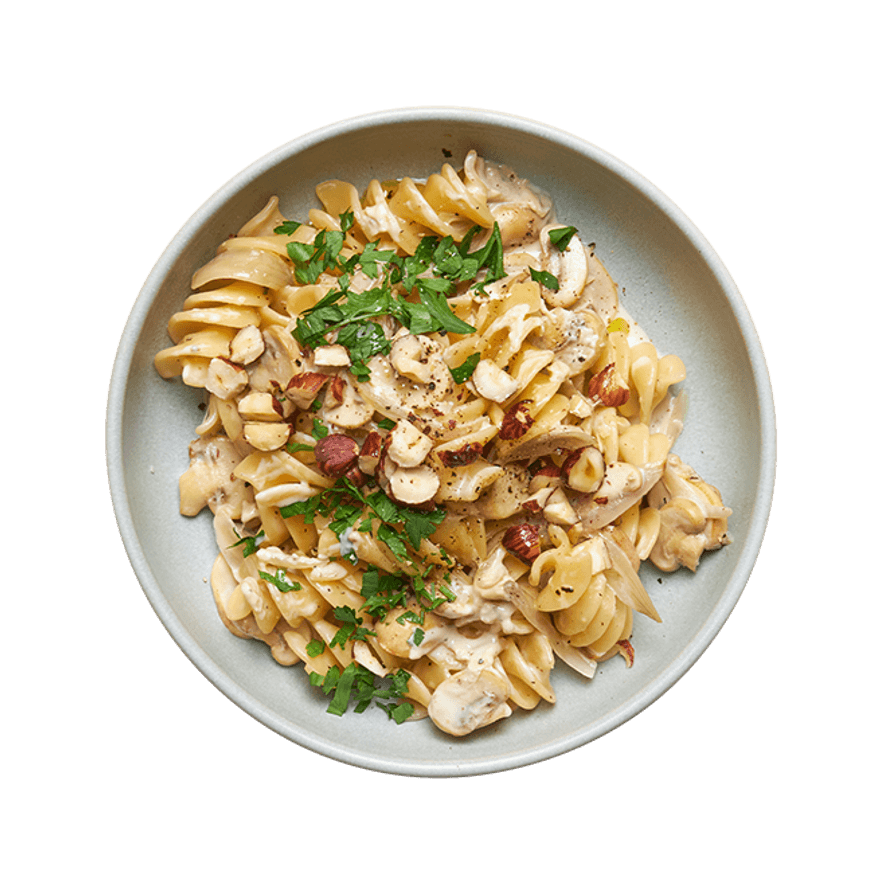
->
left=106, top=106, right=776, bottom=776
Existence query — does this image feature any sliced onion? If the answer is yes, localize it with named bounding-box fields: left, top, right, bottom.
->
left=505, top=581, right=597, bottom=679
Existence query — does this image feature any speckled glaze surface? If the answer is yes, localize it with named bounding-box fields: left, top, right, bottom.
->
left=106, top=107, right=775, bottom=776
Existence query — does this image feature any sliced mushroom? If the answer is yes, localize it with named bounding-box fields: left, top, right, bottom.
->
left=389, top=332, right=432, bottom=384
left=387, top=420, right=433, bottom=467
left=386, top=462, right=440, bottom=506
left=427, top=668, right=512, bottom=736
left=321, top=373, right=374, bottom=429
left=539, top=225, right=589, bottom=308
left=472, top=357, right=518, bottom=403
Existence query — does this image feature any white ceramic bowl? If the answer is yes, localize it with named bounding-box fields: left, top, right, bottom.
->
left=107, top=108, right=775, bottom=776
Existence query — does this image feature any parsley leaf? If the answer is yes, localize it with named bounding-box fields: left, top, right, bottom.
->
left=274, top=220, right=303, bottom=236
left=412, top=285, right=476, bottom=336
left=449, top=352, right=481, bottom=384
left=229, top=529, right=264, bottom=558
left=529, top=266, right=560, bottom=291
left=330, top=606, right=376, bottom=648
left=258, top=570, right=302, bottom=592
left=547, top=225, right=578, bottom=252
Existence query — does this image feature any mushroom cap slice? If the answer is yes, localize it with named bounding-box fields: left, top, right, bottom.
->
left=427, top=668, right=512, bottom=737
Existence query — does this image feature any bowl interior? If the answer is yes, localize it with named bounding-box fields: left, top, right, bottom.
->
left=108, top=109, right=774, bottom=776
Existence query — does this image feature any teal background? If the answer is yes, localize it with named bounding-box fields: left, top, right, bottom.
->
left=0, top=0, right=877, bottom=878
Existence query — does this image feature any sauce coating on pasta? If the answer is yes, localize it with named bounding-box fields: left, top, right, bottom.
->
left=155, top=152, right=731, bottom=736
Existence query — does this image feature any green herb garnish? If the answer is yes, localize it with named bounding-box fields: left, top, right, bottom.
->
left=529, top=266, right=560, bottom=291
left=547, top=225, right=578, bottom=251
left=229, top=529, right=264, bottom=558
left=449, top=352, right=481, bottom=384
left=258, top=570, right=302, bottom=593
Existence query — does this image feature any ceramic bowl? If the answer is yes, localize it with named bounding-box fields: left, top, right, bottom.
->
left=107, top=108, right=775, bottom=776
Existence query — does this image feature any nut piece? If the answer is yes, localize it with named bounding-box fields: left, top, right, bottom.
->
left=229, top=324, right=265, bottom=365
left=387, top=420, right=433, bottom=467
left=326, top=374, right=346, bottom=408
left=313, top=344, right=351, bottom=367
left=588, top=364, right=630, bottom=408
left=499, top=400, right=534, bottom=441
left=502, top=522, right=542, bottom=563
left=205, top=357, right=249, bottom=400
left=562, top=446, right=606, bottom=494
left=285, top=372, right=330, bottom=409
left=358, top=431, right=384, bottom=476
left=238, top=391, right=284, bottom=422
left=314, top=434, right=359, bottom=477
left=437, top=443, right=484, bottom=467
left=243, top=422, right=292, bottom=452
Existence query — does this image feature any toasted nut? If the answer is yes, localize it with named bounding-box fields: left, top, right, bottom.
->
left=562, top=446, right=605, bottom=494
left=243, top=421, right=292, bottom=452
left=238, top=391, right=284, bottom=422
left=326, top=374, right=346, bottom=408
left=205, top=357, right=249, bottom=400
left=313, top=344, right=351, bottom=367
left=228, top=324, right=265, bottom=365
left=499, top=400, right=534, bottom=440
left=314, top=434, right=359, bottom=477
left=502, top=523, right=542, bottom=563
left=285, top=372, right=330, bottom=408
left=358, top=431, right=384, bottom=476
left=436, top=443, right=484, bottom=467
left=588, top=364, right=630, bottom=408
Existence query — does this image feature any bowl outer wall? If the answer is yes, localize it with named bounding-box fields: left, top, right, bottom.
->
left=106, top=108, right=775, bottom=776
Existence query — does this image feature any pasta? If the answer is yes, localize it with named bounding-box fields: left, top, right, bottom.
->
left=154, top=151, right=732, bottom=737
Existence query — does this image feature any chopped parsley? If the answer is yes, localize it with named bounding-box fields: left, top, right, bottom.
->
left=258, top=569, right=302, bottom=593
left=228, top=529, right=264, bottom=558
left=449, top=352, right=481, bottom=384
left=310, top=663, right=414, bottom=722
left=273, top=220, right=302, bottom=236
left=529, top=266, right=560, bottom=291
left=282, top=217, right=509, bottom=378
left=547, top=225, right=578, bottom=251
left=330, top=606, right=376, bottom=648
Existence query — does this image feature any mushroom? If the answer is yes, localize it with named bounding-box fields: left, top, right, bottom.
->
left=321, top=373, right=374, bottom=429
left=472, top=357, right=518, bottom=403
left=386, top=461, right=440, bottom=506
left=387, top=420, right=433, bottom=467
left=427, top=668, right=512, bottom=736
left=646, top=454, right=732, bottom=572
left=248, top=325, right=302, bottom=393
left=539, top=225, right=589, bottom=308
left=389, top=332, right=432, bottom=384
